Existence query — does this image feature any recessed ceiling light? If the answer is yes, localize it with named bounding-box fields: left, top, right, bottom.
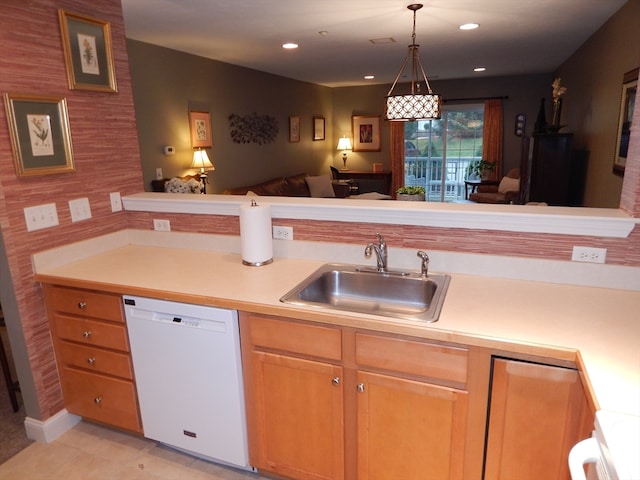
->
left=460, top=23, right=479, bottom=30
left=474, top=67, right=486, bottom=72
left=364, top=75, right=375, bottom=80
left=282, top=43, right=298, bottom=49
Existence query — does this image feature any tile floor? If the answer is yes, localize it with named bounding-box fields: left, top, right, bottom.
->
left=0, top=421, right=266, bottom=479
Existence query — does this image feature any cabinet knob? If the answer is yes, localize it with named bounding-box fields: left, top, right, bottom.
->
left=332, top=377, right=340, bottom=385
left=357, top=383, right=365, bottom=393
left=78, top=301, right=87, bottom=310
left=93, top=396, right=102, bottom=405
left=87, top=357, right=96, bottom=365
left=83, top=330, right=92, bottom=339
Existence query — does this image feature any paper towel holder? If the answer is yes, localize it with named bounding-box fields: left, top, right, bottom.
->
left=241, top=199, right=274, bottom=267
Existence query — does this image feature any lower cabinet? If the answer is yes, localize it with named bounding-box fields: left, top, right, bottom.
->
left=484, top=358, right=593, bottom=480
left=250, top=351, right=344, bottom=480
left=240, top=312, right=471, bottom=480
left=357, top=371, right=467, bottom=480
left=43, top=284, right=142, bottom=433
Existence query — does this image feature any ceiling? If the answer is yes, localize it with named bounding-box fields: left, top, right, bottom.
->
left=121, top=0, right=627, bottom=88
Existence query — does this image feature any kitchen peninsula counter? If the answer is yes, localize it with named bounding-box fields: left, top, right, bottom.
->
left=32, top=230, right=640, bottom=420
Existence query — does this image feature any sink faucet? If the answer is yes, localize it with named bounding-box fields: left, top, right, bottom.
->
left=365, top=233, right=388, bottom=272
left=417, top=250, right=429, bottom=278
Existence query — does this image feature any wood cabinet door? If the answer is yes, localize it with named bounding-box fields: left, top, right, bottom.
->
left=484, top=358, right=588, bottom=480
left=251, top=351, right=344, bottom=480
left=357, top=370, right=468, bottom=480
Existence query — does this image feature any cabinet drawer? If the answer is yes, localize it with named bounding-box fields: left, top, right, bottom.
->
left=355, top=333, right=468, bottom=384
left=246, top=314, right=342, bottom=361
left=53, top=314, right=130, bottom=351
left=57, top=341, right=134, bottom=379
left=46, top=285, right=124, bottom=323
left=60, top=367, right=141, bottom=433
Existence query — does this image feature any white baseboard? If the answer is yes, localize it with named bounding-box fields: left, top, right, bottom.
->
left=24, top=409, right=81, bottom=443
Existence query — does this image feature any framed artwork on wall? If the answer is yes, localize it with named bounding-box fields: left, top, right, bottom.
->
left=189, top=110, right=212, bottom=148
left=313, top=116, right=325, bottom=141
left=613, top=67, right=638, bottom=176
left=289, top=116, right=300, bottom=142
left=3, top=93, right=75, bottom=177
left=58, top=9, right=118, bottom=93
left=352, top=115, right=381, bottom=151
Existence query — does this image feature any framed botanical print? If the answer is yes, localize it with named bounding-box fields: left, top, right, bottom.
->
left=613, top=67, right=638, bottom=175
left=58, top=9, right=118, bottom=92
left=313, top=116, right=325, bottom=141
left=3, top=93, right=75, bottom=177
left=189, top=110, right=212, bottom=148
left=352, top=115, right=381, bottom=151
left=289, top=116, right=300, bottom=142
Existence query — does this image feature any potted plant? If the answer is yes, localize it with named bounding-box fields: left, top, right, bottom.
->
left=396, top=185, right=426, bottom=201
left=467, top=160, right=496, bottom=181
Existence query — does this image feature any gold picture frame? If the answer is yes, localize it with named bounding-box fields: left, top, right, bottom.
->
left=3, top=93, right=75, bottom=177
left=613, top=67, right=638, bottom=176
left=352, top=115, right=381, bottom=151
left=58, top=9, right=118, bottom=93
left=189, top=111, right=212, bottom=148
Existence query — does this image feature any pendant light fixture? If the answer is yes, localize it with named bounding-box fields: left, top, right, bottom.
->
left=385, top=4, right=441, bottom=122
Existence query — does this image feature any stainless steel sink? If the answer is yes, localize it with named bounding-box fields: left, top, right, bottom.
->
left=280, top=263, right=450, bottom=322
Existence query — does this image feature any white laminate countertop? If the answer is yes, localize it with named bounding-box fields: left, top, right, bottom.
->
left=32, top=230, right=640, bottom=420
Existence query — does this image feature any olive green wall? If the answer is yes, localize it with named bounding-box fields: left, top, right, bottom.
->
left=127, top=40, right=334, bottom=193
left=555, top=0, right=638, bottom=208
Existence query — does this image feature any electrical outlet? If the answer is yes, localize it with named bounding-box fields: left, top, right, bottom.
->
left=23, top=203, right=59, bottom=231
left=156, top=168, right=164, bottom=180
left=273, top=225, right=293, bottom=240
left=571, top=246, right=607, bottom=264
left=68, top=198, right=92, bottom=222
left=109, top=192, right=122, bottom=212
left=153, top=219, right=171, bottom=231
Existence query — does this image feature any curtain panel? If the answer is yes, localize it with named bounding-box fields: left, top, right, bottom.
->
left=482, top=99, right=504, bottom=179
left=390, top=121, right=405, bottom=196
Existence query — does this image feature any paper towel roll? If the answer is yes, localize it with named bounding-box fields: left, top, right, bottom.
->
left=239, top=200, right=273, bottom=266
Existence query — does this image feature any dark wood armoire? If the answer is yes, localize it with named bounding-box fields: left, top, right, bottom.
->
left=519, top=133, right=588, bottom=206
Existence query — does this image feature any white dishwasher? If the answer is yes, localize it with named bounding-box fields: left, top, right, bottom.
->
left=123, top=296, right=253, bottom=471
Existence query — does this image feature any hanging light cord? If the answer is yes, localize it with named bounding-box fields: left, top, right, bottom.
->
left=386, top=4, right=434, bottom=97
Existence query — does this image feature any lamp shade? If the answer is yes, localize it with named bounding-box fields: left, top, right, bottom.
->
left=191, top=149, right=214, bottom=171
left=385, top=93, right=442, bottom=121
left=337, top=136, right=352, bottom=151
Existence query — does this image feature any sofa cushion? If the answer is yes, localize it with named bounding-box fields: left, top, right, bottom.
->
left=305, top=174, right=336, bottom=198
left=284, top=173, right=312, bottom=196
left=498, top=176, right=520, bottom=194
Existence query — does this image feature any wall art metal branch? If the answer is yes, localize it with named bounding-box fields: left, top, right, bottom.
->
left=228, top=112, right=279, bottom=145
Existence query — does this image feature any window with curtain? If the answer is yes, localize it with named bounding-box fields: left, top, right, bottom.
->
left=390, top=99, right=503, bottom=201
left=403, top=104, right=484, bottom=202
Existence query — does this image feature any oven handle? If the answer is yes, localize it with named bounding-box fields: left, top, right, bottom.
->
left=568, top=437, right=600, bottom=480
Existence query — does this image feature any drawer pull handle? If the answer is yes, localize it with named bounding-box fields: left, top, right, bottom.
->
left=94, top=396, right=102, bottom=405
left=332, top=377, right=340, bottom=385
left=78, top=301, right=87, bottom=310
left=357, top=383, right=365, bottom=393
left=83, top=331, right=92, bottom=339
left=87, top=357, right=96, bottom=365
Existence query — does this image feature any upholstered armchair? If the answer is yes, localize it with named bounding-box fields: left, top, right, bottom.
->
left=469, top=168, right=520, bottom=204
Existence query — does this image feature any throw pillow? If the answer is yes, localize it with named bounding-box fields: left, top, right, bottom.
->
left=498, top=176, right=520, bottom=194
left=305, top=174, right=335, bottom=198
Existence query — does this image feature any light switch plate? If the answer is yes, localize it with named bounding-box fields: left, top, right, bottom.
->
left=24, top=203, right=59, bottom=232
left=69, top=198, right=92, bottom=222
